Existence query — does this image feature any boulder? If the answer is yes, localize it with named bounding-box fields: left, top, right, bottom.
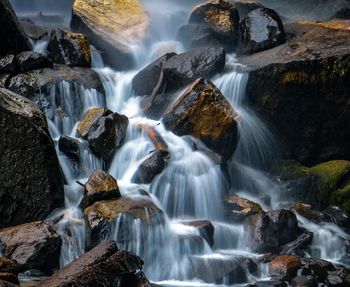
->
left=241, top=20, right=350, bottom=164
left=0, top=221, right=61, bottom=273
left=77, top=107, right=112, bottom=138
left=48, top=29, right=91, bottom=68
left=0, top=88, right=64, bottom=228
left=163, top=78, right=238, bottom=160
left=58, top=135, right=81, bottom=163
left=0, top=0, right=30, bottom=56
left=189, top=0, right=239, bottom=48
left=70, top=0, right=149, bottom=70
left=163, top=47, right=226, bottom=89
left=131, top=152, right=166, bottom=184
left=181, top=220, right=215, bottom=247
left=0, top=55, right=16, bottom=74
left=132, top=52, right=176, bottom=96
left=81, top=169, right=121, bottom=208
left=16, top=51, right=52, bottom=73
left=37, top=240, right=150, bottom=287
left=244, top=209, right=299, bottom=253
left=87, top=112, right=129, bottom=162
left=238, top=8, right=286, bottom=54
left=85, top=196, right=161, bottom=248
left=225, top=195, right=263, bottom=221
left=269, top=255, right=301, bottom=280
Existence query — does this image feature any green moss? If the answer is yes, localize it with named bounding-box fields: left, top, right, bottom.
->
left=333, top=184, right=350, bottom=213
left=279, top=160, right=310, bottom=180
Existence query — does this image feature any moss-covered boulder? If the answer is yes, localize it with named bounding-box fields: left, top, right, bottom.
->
left=242, top=20, right=350, bottom=165
left=70, top=0, right=149, bottom=69
left=0, top=88, right=64, bottom=228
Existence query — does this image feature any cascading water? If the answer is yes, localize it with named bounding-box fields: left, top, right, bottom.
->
left=24, top=0, right=349, bottom=286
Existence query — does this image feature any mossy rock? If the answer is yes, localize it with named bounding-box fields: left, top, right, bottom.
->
left=280, top=160, right=310, bottom=180
left=333, top=184, right=350, bottom=214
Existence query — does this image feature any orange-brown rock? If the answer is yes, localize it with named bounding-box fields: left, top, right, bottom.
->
left=77, top=107, right=112, bottom=138
left=226, top=195, right=263, bottom=221
left=163, top=78, right=238, bottom=160
left=269, top=255, right=301, bottom=280
left=292, top=203, right=322, bottom=221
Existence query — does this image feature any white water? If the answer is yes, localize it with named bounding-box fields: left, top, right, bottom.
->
left=29, top=0, right=350, bottom=285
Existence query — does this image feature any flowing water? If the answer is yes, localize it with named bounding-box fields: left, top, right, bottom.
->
left=16, top=0, right=349, bottom=285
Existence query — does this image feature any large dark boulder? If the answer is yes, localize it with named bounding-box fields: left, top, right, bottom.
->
left=0, top=0, right=30, bottom=56
left=163, top=47, right=225, bottom=89
left=0, top=88, right=64, bottom=228
left=241, top=21, right=350, bottom=165
left=238, top=8, right=285, bottom=54
left=87, top=112, right=129, bottom=162
left=16, top=51, right=52, bottom=73
left=37, top=240, right=150, bottom=287
left=0, top=221, right=62, bottom=273
left=189, top=0, right=239, bottom=48
left=132, top=52, right=176, bottom=96
left=48, top=29, right=91, bottom=68
left=163, top=78, right=238, bottom=161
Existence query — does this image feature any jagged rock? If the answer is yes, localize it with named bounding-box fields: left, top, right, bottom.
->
left=131, top=152, right=166, bottom=184
left=225, top=195, right=263, bottom=221
left=77, top=107, right=112, bottom=138
left=181, top=220, right=214, bottom=247
left=0, top=55, right=16, bottom=74
left=189, top=0, right=239, bottom=48
left=242, top=20, right=350, bottom=164
left=81, top=169, right=121, bottom=208
left=48, top=29, right=91, bottom=67
left=58, top=135, right=81, bottom=163
left=85, top=196, right=161, bottom=248
left=163, top=78, right=238, bottom=160
left=132, top=53, right=176, bottom=96
left=291, top=275, right=317, bottom=287
left=280, top=232, right=313, bottom=255
left=163, top=47, right=226, bottom=89
left=19, top=19, right=47, bottom=40
left=0, top=88, right=64, bottom=228
left=244, top=209, right=298, bottom=252
left=71, top=0, right=149, bottom=70
left=0, top=0, right=30, bottom=56
left=0, top=221, right=61, bottom=273
left=269, top=255, right=301, bottom=280
left=16, top=51, right=52, bottom=73
left=0, top=273, right=18, bottom=285
left=238, top=8, right=285, bottom=54
left=87, top=112, right=129, bottom=162
left=37, top=240, right=150, bottom=287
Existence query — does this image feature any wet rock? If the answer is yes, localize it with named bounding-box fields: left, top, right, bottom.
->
left=238, top=8, right=285, bottom=54
left=0, top=258, right=19, bottom=274
left=71, top=0, right=149, bottom=70
left=269, top=255, right=301, bottom=280
left=234, top=1, right=264, bottom=19
left=244, top=209, right=298, bottom=252
left=292, top=203, right=324, bottom=222
left=132, top=52, right=176, bottom=96
left=189, top=255, right=247, bottom=284
left=85, top=196, right=161, bottom=248
left=0, top=55, right=16, bottom=74
left=19, top=19, right=47, bottom=40
left=280, top=232, right=313, bottom=255
left=0, top=221, right=61, bottom=273
left=81, top=169, right=121, bottom=208
left=291, top=275, right=317, bottom=287
left=301, top=258, right=335, bottom=281
left=16, top=51, right=52, bottom=73
left=324, top=206, right=350, bottom=230
left=181, top=220, right=214, bottom=247
left=37, top=240, right=150, bottom=287
left=87, top=112, right=129, bottom=162
left=58, top=135, right=81, bottom=163
left=0, top=273, right=18, bottom=285
left=163, top=47, right=225, bottom=89
left=0, top=88, right=64, bottom=228
left=77, top=107, right=112, bottom=138
left=225, top=195, right=263, bottom=221
left=0, top=0, right=30, bottom=56
left=0, top=74, right=11, bottom=88
left=163, top=78, right=238, bottom=160
left=327, top=275, right=344, bottom=286
left=242, top=21, right=350, bottom=164
left=48, top=29, right=91, bottom=67
left=131, top=152, right=166, bottom=184
left=189, top=0, right=239, bottom=48
left=247, top=281, right=287, bottom=287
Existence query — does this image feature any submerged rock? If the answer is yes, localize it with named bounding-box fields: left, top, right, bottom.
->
left=238, top=8, right=285, bottom=54
left=71, top=0, right=149, bottom=70
left=163, top=47, right=226, bottom=89
left=16, top=51, right=52, bottom=73
left=81, top=169, right=121, bottom=208
left=163, top=78, right=238, bottom=161
left=48, top=29, right=91, bottom=67
left=37, top=240, right=150, bottom=287
left=0, top=0, right=30, bottom=56
left=0, top=88, right=64, bottom=228
left=0, top=221, right=61, bottom=273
